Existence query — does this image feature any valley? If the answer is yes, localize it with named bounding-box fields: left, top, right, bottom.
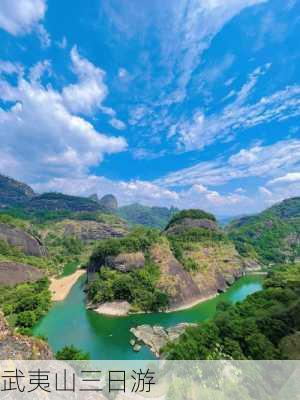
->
left=0, top=173, right=299, bottom=360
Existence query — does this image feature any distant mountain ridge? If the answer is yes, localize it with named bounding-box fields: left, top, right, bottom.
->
left=0, top=174, right=114, bottom=214
left=118, top=203, right=178, bottom=228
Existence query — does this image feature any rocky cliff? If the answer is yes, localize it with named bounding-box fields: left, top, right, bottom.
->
left=25, top=192, right=105, bottom=213
left=47, top=218, right=128, bottom=243
left=0, top=223, right=47, bottom=257
left=159, top=210, right=247, bottom=309
left=0, top=174, right=34, bottom=208
left=99, top=194, right=118, bottom=211
left=0, top=312, right=52, bottom=359
left=0, top=262, right=45, bottom=286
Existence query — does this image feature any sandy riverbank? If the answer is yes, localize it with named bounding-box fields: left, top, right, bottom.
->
left=50, top=269, right=86, bottom=301
left=91, top=301, right=131, bottom=316
left=90, top=294, right=216, bottom=317
left=166, top=293, right=217, bottom=313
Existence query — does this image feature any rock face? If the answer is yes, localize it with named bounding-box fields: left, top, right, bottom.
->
left=130, top=323, right=197, bottom=357
left=0, top=312, right=53, bottom=359
left=0, top=174, right=35, bottom=208
left=150, top=241, right=202, bottom=309
left=165, top=217, right=218, bottom=235
left=99, top=194, right=118, bottom=211
left=60, top=219, right=128, bottom=242
left=0, top=262, right=45, bottom=287
left=0, top=223, right=47, bottom=257
left=150, top=230, right=245, bottom=310
left=105, top=252, right=145, bottom=272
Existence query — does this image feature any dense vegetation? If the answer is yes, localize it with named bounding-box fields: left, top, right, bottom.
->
left=89, top=227, right=160, bottom=267
left=56, top=345, right=90, bottom=360
left=168, top=227, right=227, bottom=271
left=87, top=263, right=169, bottom=312
left=228, top=198, right=300, bottom=264
left=166, top=209, right=216, bottom=230
left=118, top=203, right=178, bottom=228
left=163, top=263, right=300, bottom=359
left=87, top=227, right=169, bottom=311
left=0, top=278, right=51, bottom=334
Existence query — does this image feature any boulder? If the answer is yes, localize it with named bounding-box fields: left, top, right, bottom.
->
left=165, top=217, right=218, bottom=235
left=0, top=262, right=45, bottom=287
left=99, top=194, right=118, bottom=211
left=62, top=220, right=128, bottom=242
left=0, top=223, right=47, bottom=257
left=130, top=323, right=197, bottom=357
left=105, top=252, right=145, bottom=272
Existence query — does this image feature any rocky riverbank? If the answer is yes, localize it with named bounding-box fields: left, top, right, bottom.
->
left=130, top=323, right=197, bottom=357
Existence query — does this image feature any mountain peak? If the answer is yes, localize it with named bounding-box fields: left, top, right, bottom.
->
left=0, top=174, right=35, bottom=208
left=99, top=194, right=118, bottom=210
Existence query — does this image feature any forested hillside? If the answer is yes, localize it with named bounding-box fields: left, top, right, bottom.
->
left=163, top=263, right=300, bottom=360
left=228, top=198, right=300, bottom=265
left=118, top=203, right=178, bottom=228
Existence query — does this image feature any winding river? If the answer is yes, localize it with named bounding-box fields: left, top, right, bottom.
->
left=33, top=275, right=263, bottom=359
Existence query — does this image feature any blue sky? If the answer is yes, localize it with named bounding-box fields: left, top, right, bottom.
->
left=0, top=0, right=300, bottom=215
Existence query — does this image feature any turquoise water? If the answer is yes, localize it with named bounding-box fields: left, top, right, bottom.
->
left=33, top=275, right=263, bottom=359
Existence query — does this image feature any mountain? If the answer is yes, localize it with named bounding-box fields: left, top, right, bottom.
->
left=117, top=203, right=178, bottom=228
left=0, top=174, right=34, bottom=208
left=25, top=192, right=105, bottom=213
left=87, top=209, right=253, bottom=312
left=228, top=197, right=300, bottom=264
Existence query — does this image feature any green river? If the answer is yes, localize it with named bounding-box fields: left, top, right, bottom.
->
left=33, top=275, right=263, bottom=359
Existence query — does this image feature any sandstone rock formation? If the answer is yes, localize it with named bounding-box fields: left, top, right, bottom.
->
left=99, top=194, right=118, bottom=211
left=165, top=217, right=218, bottom=235
left=105, top=252, right=145, bottom=272
left=0, top=223, right=47, bottom=257
left=150, top=241, right=202, bottom=309
left=60, top=219, right=128, bottom=242
left=0, top=262, right=45, bottom=287
left=130, top=323, right=197, bottom=357
left=0, top=174, right=34, bottom=208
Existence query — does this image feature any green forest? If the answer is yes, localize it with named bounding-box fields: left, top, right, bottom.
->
left=163, top=263, right=300, bottom=359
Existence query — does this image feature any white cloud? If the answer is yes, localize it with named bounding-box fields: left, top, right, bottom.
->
left=57, top=36, right=67, bottom=49
left=0, top=59, right=127, bottom=183
left=29, top=59, right=51, bottom=82
left=32, top=173, right=251, bottom=214
left=0, top=60, right=23, bottom=76
left=267, top=172, right=300, bottom=186
left=36, top=23, right=51, bottom=47
left=62, top=46, right=108, bottom=115
left=158, top=0, right=267, bottom=105
left=172, top=63, right=300, bottom=151
left=33, top=175, right=179, bottom=207
left=157, top=139, right=300, bottom=187
left=0, top=0, right=46, bottom=36
left=109, top=118, right=126, bottom=130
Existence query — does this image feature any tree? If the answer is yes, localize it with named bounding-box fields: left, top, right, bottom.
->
left=55, top=345, right=90, bottom=360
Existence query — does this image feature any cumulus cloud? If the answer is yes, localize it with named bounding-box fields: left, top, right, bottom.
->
left=28, top=137, right=300, bottom=215
left=0, top=0, right=46, bottom=36
left=0, top=58, right=127, bottom=183
left=62, top=46, right=108, bottom=115
left=32, top=173, right=251, bottom=214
